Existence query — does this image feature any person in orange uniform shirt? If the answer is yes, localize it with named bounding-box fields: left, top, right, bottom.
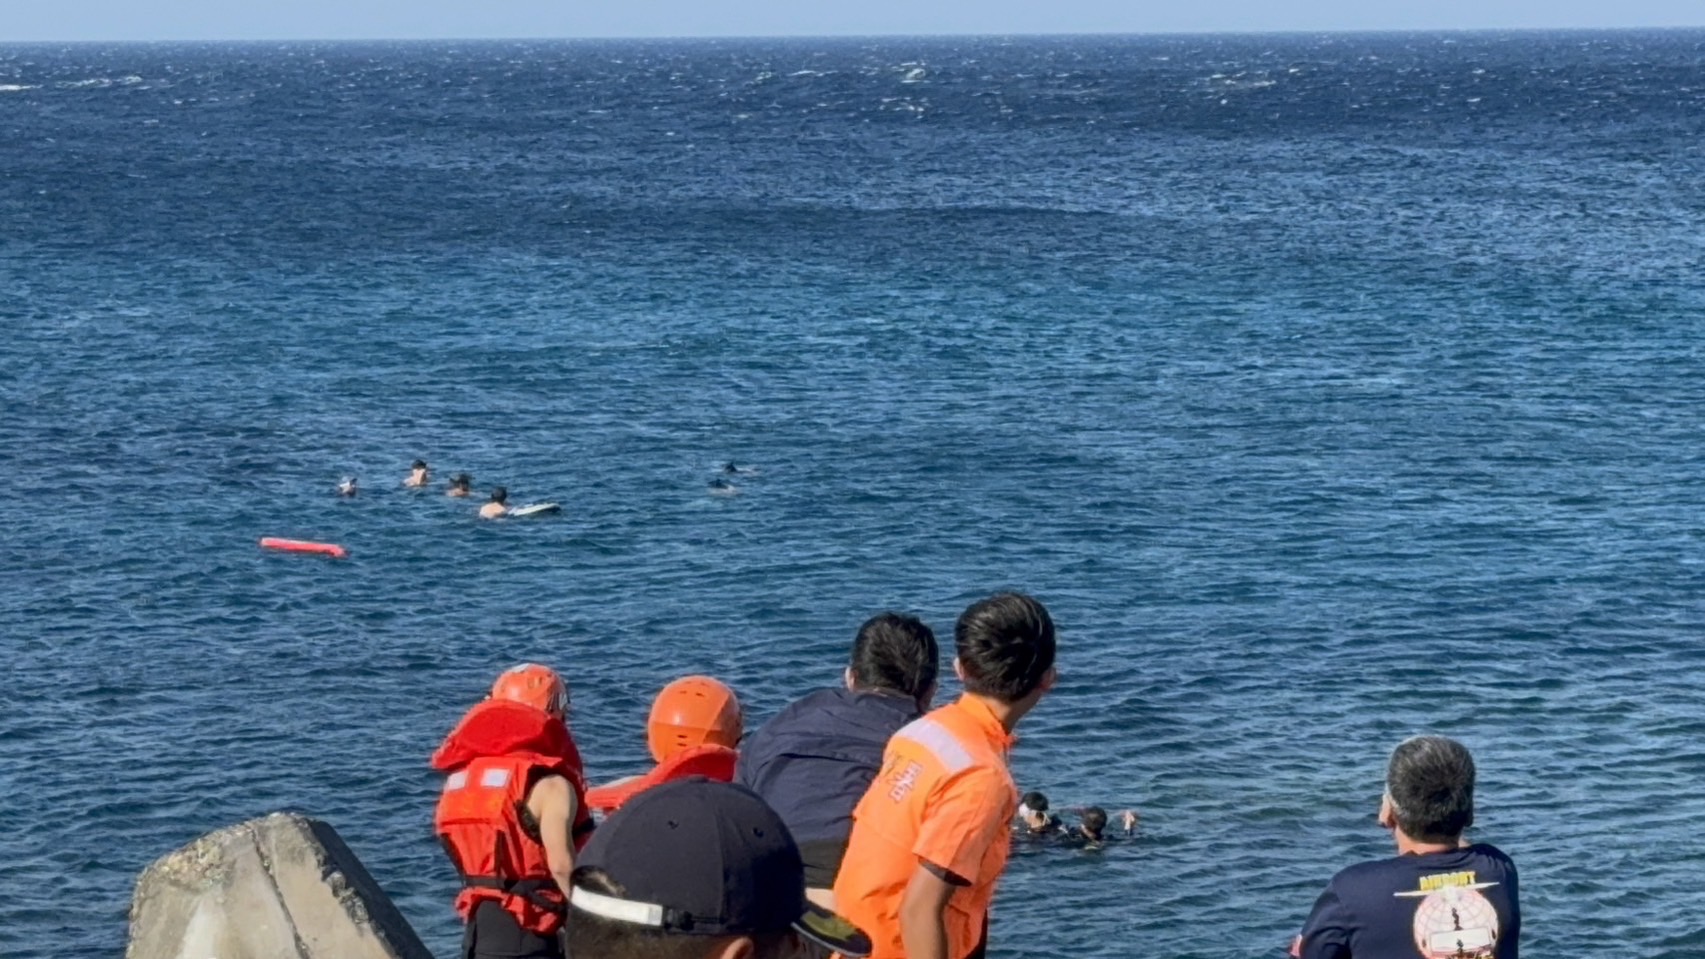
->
left=433, top=664, right=595, bottom=959
left=834, top=592, right=1057, bottom=959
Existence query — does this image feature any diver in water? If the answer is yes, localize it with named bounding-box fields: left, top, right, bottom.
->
left=479, top=486, right=509, bottom=519
left=1017, top=791, right=1065, bottom=837
left=337, top=476, right=359, bottom=497
left=1060, top=807, right=1139, bottom=847
left=447, top=473, right=473, bottom=498
left=1018, top=795, right=1138, bottom=848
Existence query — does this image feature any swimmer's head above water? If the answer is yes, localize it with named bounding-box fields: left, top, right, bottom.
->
left=1019, top=791, right=1056, bottom=832
left=447, top=472, right=472, bottom=496
left=477, top=485, right=509, bottom=518
left=1078, top=807, right=1108, bottom=842
left=337, top=477, right=358, bottom=496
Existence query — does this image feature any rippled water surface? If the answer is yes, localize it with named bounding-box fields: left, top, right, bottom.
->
left=3, top=31, right=1704, bottom=958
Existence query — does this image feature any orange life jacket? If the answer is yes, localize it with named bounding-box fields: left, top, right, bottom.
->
left=583, top=743, right=738, bottom=813
left=431, top=699, right=595, bottom=935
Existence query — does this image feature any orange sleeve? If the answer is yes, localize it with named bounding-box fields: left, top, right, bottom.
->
left=910, top=769, right=1010, bottom=884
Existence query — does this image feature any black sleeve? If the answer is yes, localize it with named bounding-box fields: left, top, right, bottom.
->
left=922, top=860, right=972, bottom=887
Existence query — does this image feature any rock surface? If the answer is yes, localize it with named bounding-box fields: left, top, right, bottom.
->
left=128, top=812, right=434, bottom=959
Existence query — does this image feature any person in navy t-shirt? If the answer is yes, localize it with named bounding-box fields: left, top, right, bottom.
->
left=1294, top=736, right=1520, bottom=959
left=734, top=612, right=939, bottom=909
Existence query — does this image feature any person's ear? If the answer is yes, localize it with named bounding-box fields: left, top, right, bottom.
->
left=1040, top=666, right=1057, bottom=693
left=1377, top=792, right=1396, bottom=830
left=844, top=667, right=857, bottom=691
left=952, top=657, right=966, bottom=683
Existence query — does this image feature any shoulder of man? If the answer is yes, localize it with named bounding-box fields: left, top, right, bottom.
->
left=742, top=687, right=842, bottom=745
left=1465, top=842, right=1517, bottom=866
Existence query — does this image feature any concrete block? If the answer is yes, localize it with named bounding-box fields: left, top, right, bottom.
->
left=127, top=812, right=434, bottom=959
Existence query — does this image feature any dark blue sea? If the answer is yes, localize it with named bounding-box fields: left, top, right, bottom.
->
left=4, top=30, right=1704, bottom=958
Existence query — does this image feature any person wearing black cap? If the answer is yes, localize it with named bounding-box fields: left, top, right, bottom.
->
left=566, top=777, right=871, bottom=959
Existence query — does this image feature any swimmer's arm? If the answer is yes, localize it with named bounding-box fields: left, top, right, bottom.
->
left=899, top=863, right=956, bottom=959
left=528, top=775, right=578, bottom=898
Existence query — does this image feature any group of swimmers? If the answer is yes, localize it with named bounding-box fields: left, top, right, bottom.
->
left=336, top=459, right=758, bottom=511
left=334, top=459, right=525, bottom=518
left=1014, top=790, right=1138, bottom=848
left=429, top=591, right=1521, bottom=959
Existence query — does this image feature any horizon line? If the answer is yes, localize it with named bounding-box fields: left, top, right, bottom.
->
left=6, top=23, right=1705, bottom=45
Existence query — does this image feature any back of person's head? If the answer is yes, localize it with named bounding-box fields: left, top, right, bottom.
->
left=491, top=486, right=507, bottom=503
left=647, top=676, right=744, bottom=764
left=1079, top=807, right=1108, bottom=836
left=1020, top=791, right=1049, bottom=813
left=1386, top=735, right=1476, bottom=843
left=954, top=592, right=1055, bottom=702
left=849, top=612, right=938, bottom=701
left=489, top=663, right=570, bottom=719
left=566, top=779, right=869, bottom=959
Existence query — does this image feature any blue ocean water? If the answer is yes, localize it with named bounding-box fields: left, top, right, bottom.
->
left=3, top=29, right=1704, bottom=958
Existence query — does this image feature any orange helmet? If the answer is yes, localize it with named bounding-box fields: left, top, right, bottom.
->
left=490, top=663, right=570, bottom=718
left=646, top=676, right=743, bottom=763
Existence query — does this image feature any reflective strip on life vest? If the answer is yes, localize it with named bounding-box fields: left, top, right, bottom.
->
left=893, top=717, right=974, bottom=774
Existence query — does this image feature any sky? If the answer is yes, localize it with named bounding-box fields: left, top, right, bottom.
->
left=5, top=0, right=1703, bottom=43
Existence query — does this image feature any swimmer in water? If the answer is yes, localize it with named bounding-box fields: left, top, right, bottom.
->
left=446, top=473, right=473, bottom=498
left=1017, top=791, right=1064, bottom=836
left=1069, top=807, right=1111, bottom=845
left=708, top=477, right=739, bottom=496
left=722, top=461, right=759, bottom=476
left=337, top=476, right=359, bottom=497
left=404, top=459, right=430, bottom=488
left=1055, top=806, right=1139, bottom=848
left=479, top=487, right=509, bottom=519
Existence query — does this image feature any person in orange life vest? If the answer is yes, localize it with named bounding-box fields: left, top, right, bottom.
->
left=584, top=675, right=743, bottom=813
left=433, top=664, right=595, bottom=959
left=833, top=592, right=1058, bottom=959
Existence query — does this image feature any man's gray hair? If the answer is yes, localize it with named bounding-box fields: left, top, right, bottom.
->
left=1386, top=735, right=1476, bottom=843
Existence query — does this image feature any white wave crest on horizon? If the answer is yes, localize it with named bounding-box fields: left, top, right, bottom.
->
left=58, top=75, right=145, bottom=90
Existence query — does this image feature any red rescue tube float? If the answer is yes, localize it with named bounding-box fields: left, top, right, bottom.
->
left=259, top=537, right=348, bottom=559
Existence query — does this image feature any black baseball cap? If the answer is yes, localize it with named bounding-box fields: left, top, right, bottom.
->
left=570, top=778, right=871, bottom=957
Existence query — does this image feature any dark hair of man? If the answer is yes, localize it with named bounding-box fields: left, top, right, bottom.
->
left=412, top=459, right=427, bottom=470
left=1079, top=807, right=1108, bottom=836
left=1386, top=735, right=1476, bottom=844
left=954, top=592, right=1055, bottom=702
left=566, top=867, right=795, bottom=959
left=849, top=612, right=939, bottom=700
left=1020, top=791, right=1049, bottom=813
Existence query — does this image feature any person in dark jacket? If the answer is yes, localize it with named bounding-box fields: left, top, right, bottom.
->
left=735, top=612, right=940, bottom=910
